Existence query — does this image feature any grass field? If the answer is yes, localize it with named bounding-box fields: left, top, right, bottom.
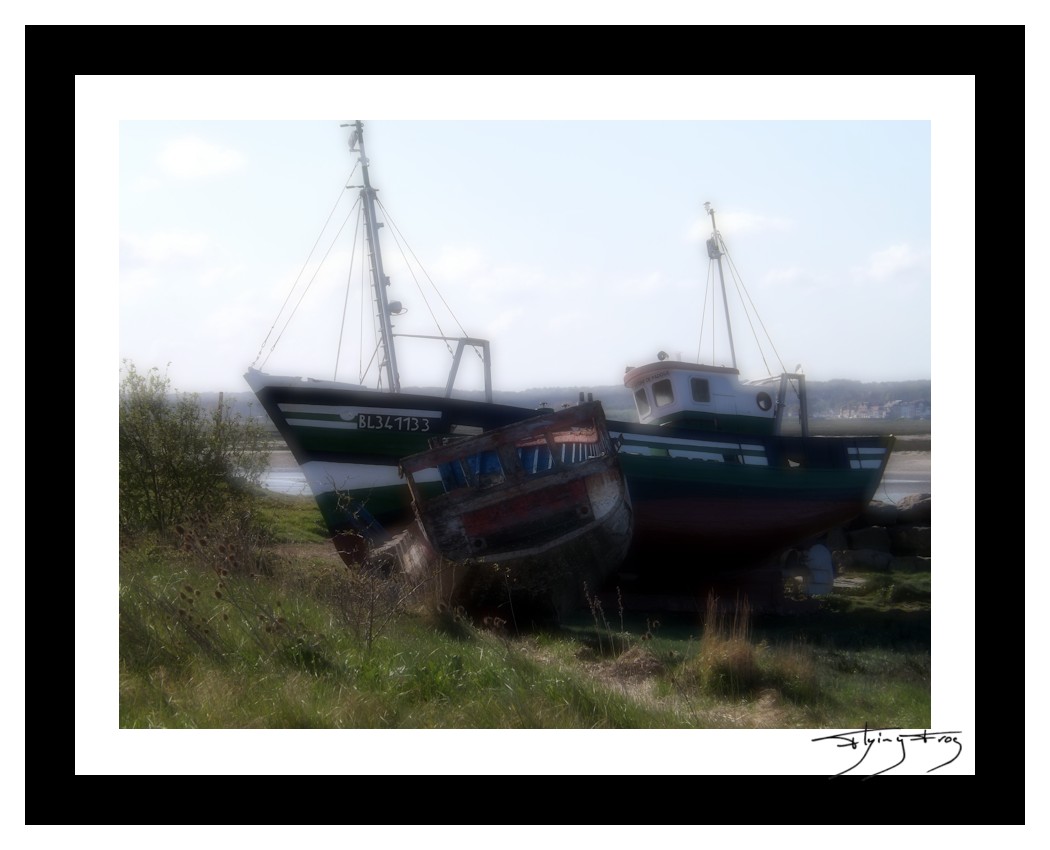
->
left=118, top=490, right=930, bottom=731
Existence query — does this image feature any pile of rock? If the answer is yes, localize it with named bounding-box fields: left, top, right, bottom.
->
left=825, top=492, right=931, bottom=573
left=780, top=493, right=931, bottom=595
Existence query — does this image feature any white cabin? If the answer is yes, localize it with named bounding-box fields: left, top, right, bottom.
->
left=624, top=360, right=804, bottom=436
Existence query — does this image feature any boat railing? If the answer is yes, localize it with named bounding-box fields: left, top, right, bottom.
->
left=774, top=372, right=808, bottom=437
left=395, top=333, right=493, bottom=402
left=748, top=371, right=809, bottom=437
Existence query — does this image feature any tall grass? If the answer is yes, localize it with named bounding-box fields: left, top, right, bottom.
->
left=119, top=490, right=930, bottom=729
left=691, top=594, right=761, bottom=696
left=119, top=512, right=677, bottom=728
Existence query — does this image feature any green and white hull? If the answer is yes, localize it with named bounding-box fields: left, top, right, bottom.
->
left=248, top=369, right=894, bottom=570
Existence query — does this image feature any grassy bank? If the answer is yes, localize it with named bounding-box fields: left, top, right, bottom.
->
left=119, top=491, right=930, bottom=729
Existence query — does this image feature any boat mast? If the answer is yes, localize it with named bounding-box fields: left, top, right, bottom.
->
left=704, top=202, right=737, bottom=370
left=349, top=120, right=401, bottom=393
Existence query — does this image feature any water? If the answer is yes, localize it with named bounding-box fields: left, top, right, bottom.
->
left=262, top=451, right=312, bottom=496
left=261, top=468, right=314, bottom=496
left=262, top=450, right=931, bottom=504
left=872, top=451, right=931, bottom=504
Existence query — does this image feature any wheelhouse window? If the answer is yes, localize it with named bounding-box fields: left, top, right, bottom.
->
left=634, top=387, right=651, bottom=418
left=517, top=444, right=553, bottom=474
left=438, top=451, right=506, bottom=492
left=691, top=378, right=711, bottom=403
left=472, top=452, right=506, bottom=488
left=653, top=379, right=674, bottom=407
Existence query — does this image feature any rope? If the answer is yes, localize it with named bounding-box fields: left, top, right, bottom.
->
left=260, top=201, right=359, bottom=368
left=334, top=203, right=364, bottom=381
left=359, top=223, right=366, bottom=383
left=252, top=174, right=355, bottom=370
left=360, top=339, right=381, bottom=387
left=376, top=198, right=482, bottom=362
left=696, top=228, right=788, bottom=379
left=696, top=260, right=714, bottom=364
left=723, top=241, right=787, bottom=377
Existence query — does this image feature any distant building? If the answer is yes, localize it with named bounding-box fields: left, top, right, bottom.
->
left=833, top=399, right=931, bottom=420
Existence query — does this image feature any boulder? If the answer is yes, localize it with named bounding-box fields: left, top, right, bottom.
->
left=890, top=525, right=931, bottom=557
left=861, top=500, right=899, bottom=527
left=847, top=526, right=892, bottom=552
left=824, top=526, right=849, bottom=553
left=833, top=548, right=894, bottom=572
left=897, top=493, right=932, bottom=525
left=891, top=555, right=931, bottom=573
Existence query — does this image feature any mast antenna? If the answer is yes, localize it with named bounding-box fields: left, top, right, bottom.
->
left=704, top=202, right=737, bottom=370
left=348, top=120, right=401, bottom=392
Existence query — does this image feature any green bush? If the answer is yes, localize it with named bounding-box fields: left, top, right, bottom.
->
left=119, top=361, right=268, bottom=536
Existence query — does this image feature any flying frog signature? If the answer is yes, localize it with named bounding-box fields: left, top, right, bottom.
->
left=811, top=724, right=963, bottom=776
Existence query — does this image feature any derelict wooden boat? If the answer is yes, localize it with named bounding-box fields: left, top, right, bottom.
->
left=368, top=401, right=633, bottom=619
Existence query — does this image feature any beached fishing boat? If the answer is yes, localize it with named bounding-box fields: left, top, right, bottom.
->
left=365, top=401, right=632, bottom=618
left=609, top=202, right=896, bottom=577
left=246, top=122, right=894, bottom=586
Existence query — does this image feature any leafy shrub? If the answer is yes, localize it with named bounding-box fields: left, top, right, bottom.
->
left=119, top=361, right=268, bottom=536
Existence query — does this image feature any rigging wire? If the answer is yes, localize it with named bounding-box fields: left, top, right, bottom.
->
left=696, top=259, right=714, bottom=365
left=722, top=247, right=772, bottom=377
left=359, top=220, right=366, bottom=383
left=374, top=198, right=453, bottom=356
left=356, top=225, right=381, bottom=388
left=251, top=171, right=356, bottom=370
left=364, top=212, right=385, bottom=390
left=360, top=339, right=381, bottom=387
left=722, top=245, right=789, bottom=377
left=260, top=199, right=361, bottom=369
left=718, top=236, right=802, bottom=405
left=695, top=228, right=792, bottom=390
left=334, top=203, right=364, bottom=381
left=376, top=198, right=483, bottom=363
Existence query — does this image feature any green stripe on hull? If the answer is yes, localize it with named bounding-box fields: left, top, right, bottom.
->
left=621, top=440, right=767, bottom=459
left=283, top=411, right=345, bottom=422
left=652, top=411, right=776, bottom=435
left=618, top=453, right=883, bottom=499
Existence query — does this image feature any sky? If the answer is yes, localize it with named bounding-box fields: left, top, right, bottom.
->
left=76, top=77, right=977, bottom=778
left=117, top=113, right=933, bottom=395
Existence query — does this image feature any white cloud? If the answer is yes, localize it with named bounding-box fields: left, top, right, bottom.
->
left=158, top=137, right=245, bottom=179
left=854, top=243, right=930, bottom=282
left=687, top=210, right=792, bottom=243
left=610, top=270, right=698, bottom=302
left=203, top=297, right=257, bottom=333
left=618, top=270, right=665, bottom=297
left=129, top=175, right=162, bottom=193
left=484, top=307, right=525, bottom=338
left=200, top=263, right=247, bottom=290
left=543, top=312, right=583, bottom=334
left=121, top=231, right=210, bottom=265
left=761, top=266, right=807, bottom=287
left=120, top=267, right=158, bottom=300
left=431, top=246, right=485, bottom=279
